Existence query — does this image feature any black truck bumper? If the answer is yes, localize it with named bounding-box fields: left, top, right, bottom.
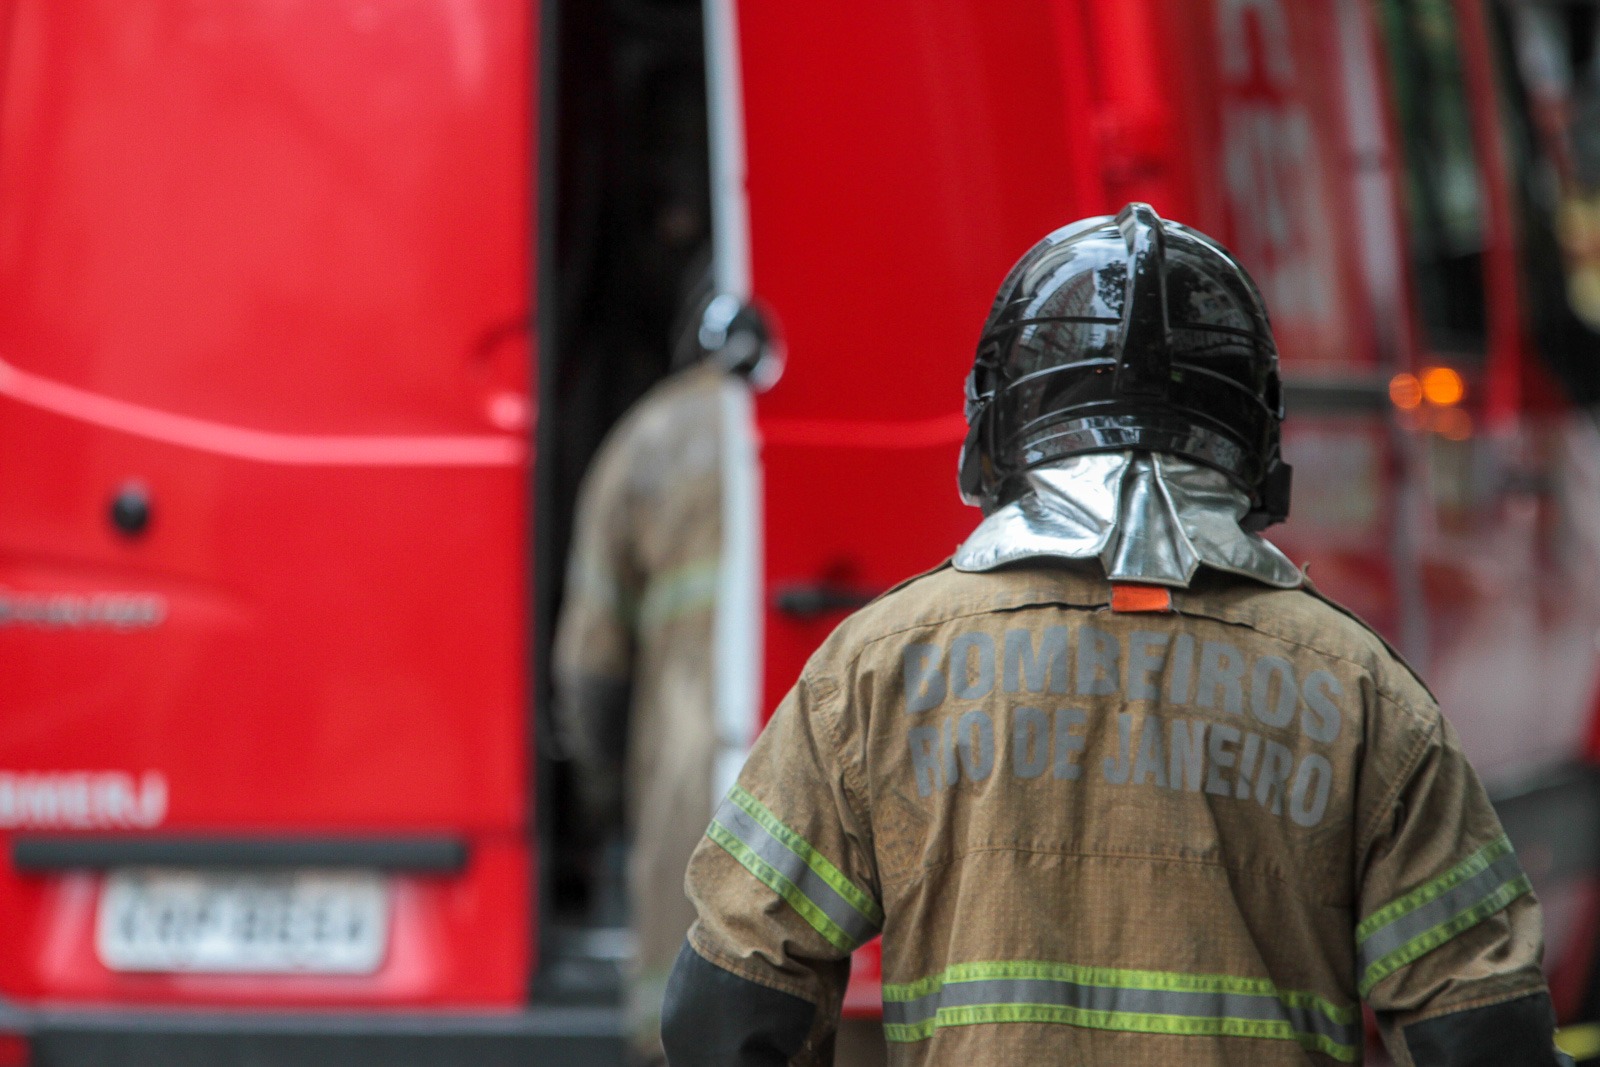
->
left=23, top=1005, right=624, bottom=1067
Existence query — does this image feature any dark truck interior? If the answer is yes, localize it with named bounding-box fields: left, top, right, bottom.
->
left=533, top=0, right=711, bottom=1002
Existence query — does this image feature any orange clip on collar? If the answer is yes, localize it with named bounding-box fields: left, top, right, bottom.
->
left=1110, top=583, right=1174, bottom=613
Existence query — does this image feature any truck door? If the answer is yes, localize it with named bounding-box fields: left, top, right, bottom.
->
left=720, top=0, right=1110, bottom=727
left=0, top=1, right=532, bottom=1007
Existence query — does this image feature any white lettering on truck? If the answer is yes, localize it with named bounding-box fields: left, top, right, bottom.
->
left=0, top=771, right=168, bottom=829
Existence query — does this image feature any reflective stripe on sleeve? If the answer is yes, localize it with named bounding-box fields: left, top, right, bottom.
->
left=881, top=960, right=1361, bottom=1062
left=1356, top=835, right=1533, bottom=996
left=638, top=559, right=720, bottom=630
left=569, top=556, right=632, bottom=622
left=706, top=786, right=882, bottom=953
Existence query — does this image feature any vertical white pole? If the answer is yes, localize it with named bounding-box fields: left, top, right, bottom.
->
left=704, top=0, right=763, bottom=807
left=703, top=0, right=752, bottom=300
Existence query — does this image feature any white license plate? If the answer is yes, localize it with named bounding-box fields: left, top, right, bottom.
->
left=96, top=869, right=389, bottom=974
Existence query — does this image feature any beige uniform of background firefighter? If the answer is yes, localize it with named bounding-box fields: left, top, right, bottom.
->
left=559, top=314, right=887, bottom=1066
left=555, top=361, right=730, bottom=1061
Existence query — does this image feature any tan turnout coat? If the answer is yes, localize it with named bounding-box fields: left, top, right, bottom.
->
left=683, top=561, right=1549, bottom=1065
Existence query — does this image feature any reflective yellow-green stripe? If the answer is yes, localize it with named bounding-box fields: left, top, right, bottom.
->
left=706, top=821, right=857, bottom=952
left=1356, top=836, right=1516, bottom=941
left=1357, top=835, right=1532, bottom=995
left=567, top=553, right=716, bottom=630
left=1358, top=872, right=1533, bottom=995
left=725, top=787, right=884, bottom=927
left=637, top=560, right=719, bottom=629
left=568, top=556, right=633, bottom=622
left=880, top=960, right=1359, bottom=1061
left=883, top=959, right=1355, bottom=1013
left=883, top=1003, right=1357, bottom=1062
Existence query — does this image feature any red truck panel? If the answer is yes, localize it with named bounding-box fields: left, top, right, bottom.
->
left=0, top=1, right=533, bottom=1005
left=739, top=0, right=1108, bottom=716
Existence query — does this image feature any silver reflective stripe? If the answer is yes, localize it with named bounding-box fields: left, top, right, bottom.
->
left=1358, top=850, right=1528, bottom=980
left=882, top=976, right=1358, bottom=1051
left=711, top=796, right=881, bottom=948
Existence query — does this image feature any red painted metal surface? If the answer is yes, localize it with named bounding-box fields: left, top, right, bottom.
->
left=0, top=1, right=533, bottom=1006
left=740, top=0, right=1108, bottom=721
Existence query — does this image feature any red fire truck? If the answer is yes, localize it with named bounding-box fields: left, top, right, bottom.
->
left=2, top=0, right=1600, bottom=1063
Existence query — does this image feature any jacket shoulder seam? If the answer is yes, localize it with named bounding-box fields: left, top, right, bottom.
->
left=808, top=674, right=876, bottom=882
left=837, top=597, right=1104, bottom=676
left=1177, top=606, right=1436, bottom=720
left=1298, top=580, right=1437, bottom=702
left=1355, top=715, right=1441, bottom=862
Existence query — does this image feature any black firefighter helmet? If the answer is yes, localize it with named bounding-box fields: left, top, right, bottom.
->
left=958, top=202, right=1293, bottom=530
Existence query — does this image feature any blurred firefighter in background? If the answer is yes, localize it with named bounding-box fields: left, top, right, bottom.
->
left=553, top=278, right=768, bottom=1065
left=661, top=205, right=1570, bottom=1066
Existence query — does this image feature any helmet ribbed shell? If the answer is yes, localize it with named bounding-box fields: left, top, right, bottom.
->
left=959, top=203, right=1292, bottom=527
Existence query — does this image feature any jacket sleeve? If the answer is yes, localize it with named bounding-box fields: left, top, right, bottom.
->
left=1357, top=706, right=1567, bottom=1066
left=551, top=423, right=642, bottom=829
left=664, top=671, right=882, bottom=1066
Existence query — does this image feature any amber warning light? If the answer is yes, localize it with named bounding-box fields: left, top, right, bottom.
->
left=1389, top=368, right=1467, bottom=410
left=1390, top=367, right=1467, bottom=409
left=1391, top=368, right=1472, bottom=439
left=1389, top=373, right=1424, bottom=410
left=1421, top=366, right=1465, bottom=406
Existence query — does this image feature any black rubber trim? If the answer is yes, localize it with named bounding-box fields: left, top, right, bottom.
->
left=24, top=1005, right=622, bottom=1067
left=10, top=835, right=469, bottom=872
left=662, top=942, right=816, bottom=1067
left=1283, top=373, right=1394, bottom=415
left=1403, top=991, right=1571, bottom=1067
